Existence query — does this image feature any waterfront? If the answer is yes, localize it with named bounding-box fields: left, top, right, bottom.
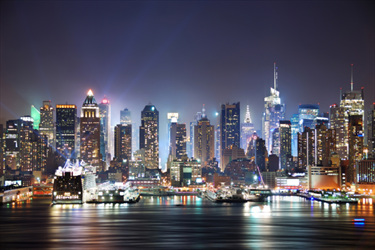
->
left=0, top=196, right=374, bottom=249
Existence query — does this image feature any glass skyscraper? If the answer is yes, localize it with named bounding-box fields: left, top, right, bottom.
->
left=56, top=104, right=77, bottom=159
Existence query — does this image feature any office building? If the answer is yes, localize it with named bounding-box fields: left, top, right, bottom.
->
left=279, top=120, right=291, bottom=169
left=80, top=90, right=101, bottom=167
left=255, top=138, right=267, bottom=171
left=347, top=115, right=364, bottom=184
left=114, top=124, right=132, bottom=162
left=170, top=158, right=202, bottom=187
left=241, top=105, right=254, bottom=152
left=166, top=112, right=179, bottom=166
left=169, top=122, right=186, bottom=161
left=99, top=97, right=111, bottom=166
left=120, top=108, right=131, bottom=125
left=298, top=104, right=320, bottom=132
left=262, top=63, right=285, bottom=152
left=56, top=104, right=77, bottom=159
left=189, top=111, right=202, bottom=158
left=139, top=103, right=159, bottom=170
left=315, top=124, right=336, bottom=166
left=39, top=101, right=54, bottom=148
left=291, top=114, right=299, bottom=157
left=298, top=127, right=316, bottom=168
left=356, top=159, right=375, bottom=194
left=329, top=103, right=346, bottom=159
left=194, top=115, right=215, bottom=165
left=220, top=102, right=240, bottom=170
left=367, top=104, right=375, bottom=158
left=271, top=127, right=280, bottom=156
left=222, top=145, right=246, bottom=170
left=120, top=108, right=137, bottom=158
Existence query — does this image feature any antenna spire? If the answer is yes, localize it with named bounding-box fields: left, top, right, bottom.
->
left=350, top=64, right=353, bottom=91
left=202, top=104, right=206, bottom=118
left=244, top=105, right=252, bottom=123
left=274, top=63, right=278, bottom=90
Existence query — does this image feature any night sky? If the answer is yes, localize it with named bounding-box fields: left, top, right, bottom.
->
left=1, top=1, right=374, bottom=154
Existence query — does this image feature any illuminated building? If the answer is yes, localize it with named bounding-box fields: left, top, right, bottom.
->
left=194, top=115, right=215, bottom=166
left=170, top=158, right=201, bottom=187
left=169, top=122, right=186, bottom=160
left=114, top=124, right=132, bottom=162
left=255, top=138, right=267, bottom=171
left=98, top=97, right=111, bottom=167
left=120, top=108, right=137, bottom=158
left=279, top=120, right=291, bottom=169
left=356, top=159, right=375, bottom=194
left=139, top=103, right=159, bottom=170
left=315, top=124, right=336, bottom=166
left=166, top=112, right=179, bottom=166
left=80, top=89, right=101, bottom=167
left=271, top=127, right=280, bottom=156
left=215, top=124, right=220, bottom=162
left=30, top=105, right=40, bottom=130
left=367, top=104, right=375, bottom=158
left=39, top=101, right=54, bottom=148
left=241, top=105, right=254, bottom=152
left=0, top=124, right=4, bottom=175
left=329, top=104, right=346, bottom=159
left=189, top=111, right=202, bottom=158
left=224, top=158, right=254, bottom=181
left=347, top=115, right=363, bottom=183
left=120, top=108, right=131, bottom=125
left=298, top=104, right=320, bottom=132
left=56, top=104, right=77, bottom=159
left=339, top=65, right=365, bottom=159
left=220, top=102, right=240, bottom=170
left=298, top=127, right=315, bottom=168
left=262, top=63, right=285, bottom=153
left=222, top=145, right=246, bottom=170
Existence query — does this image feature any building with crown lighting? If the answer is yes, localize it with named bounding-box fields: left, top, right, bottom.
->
left=56, top=104, right=77, bottom=159
left=80, top=90, right=101, bottom=168
left=140, top=103, right=159, bottom=170
left=241, top=105, right=254, bottom=153
left=99, top=97, right=111, bottom=168
left=262, top=63, right=285, bottom=153
left=30, top=105, right=40, bottom=130
left=39, top=101, right=54, bottom=148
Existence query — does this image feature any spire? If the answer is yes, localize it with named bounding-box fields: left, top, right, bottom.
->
left=83, top=89, right=97, bottom=105
left=88, top=89, right=93, bottom=96
left=244, top=105, right=252, bottom=123
left=274, top=62, right=278, bottom=90
left=350, top=64, right=353, bottom=91
left=202, top=104, right=206, bottom=118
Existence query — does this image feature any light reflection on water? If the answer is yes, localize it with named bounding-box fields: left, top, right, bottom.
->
left=1, top=196, right=374, bottom=249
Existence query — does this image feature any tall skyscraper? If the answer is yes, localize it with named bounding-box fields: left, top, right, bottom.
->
left=0, top=124, right=4, bottom=175
left=279, top=120, right=291, bottom=169
left=347, top=115, right=364, bottom=183
left=169, top=122, right=186, bottom=160
left=298, top=104, right=320, bottom=132
left=120, top=108, right=137, bottom=158
left=166, top=112, right=179, bottom=165
left=114, top=124, right=132, bottom=162
left=189, top=111, right=202, bottom=158
left=367, top=103, right=375, bottom=158
left=241, top=105, right=254, bottom=152
left=291, top=114, right=299, bottom=156
left=120, top=108, right=131, bottom=125
left=315, top=124, right=336, bottom=166
left=298, top=127, right=316, bottom=168
left=255, top=137, right=267, bottom=171
left=39, top=101, right=54, bottom=148
left=99, top=97, right=111, bottom=167
left=220, top=102, right=240, bottom=170
left=339, top=64, right=365, bottom=160
left=262, top=63, right=285, bottom=152
left=139, top=103, right=159, bottom=169
left=329, top=103, right=346, bottom=159
left=30, top=105, right=40, bottom=130
left=271, top=128, right=280, bottom=156
left=80, top=90, right=101, bottom=167
left=194, top=116, right=215, bottom=165
left=56, top=104, right=77, bottom=159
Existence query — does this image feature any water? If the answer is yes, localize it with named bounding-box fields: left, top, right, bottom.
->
left=1, top=196, right=374, bottom=249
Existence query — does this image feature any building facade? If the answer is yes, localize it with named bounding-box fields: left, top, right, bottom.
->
left=56, top=104, right=77, bottom=159
left=241, top=105, right=254, bottom=153
left=98, top=97, right=111, bottom=166
left=39, top=101, right=54, bottom=148
left=114, top=124, right=132, bottom=162
left=169, top=122, right=186, bottom=161
left=279, top=120, right=291, bottom=169
left=194, top=117, right=215, bottom=165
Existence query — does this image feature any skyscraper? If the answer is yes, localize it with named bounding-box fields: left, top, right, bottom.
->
left=194, top=116, right=215, bottom=165
left=80, top=90, right=101, bottom=167
left=189, top=111, right=202, bottom=158
left=279, top=120, right=291, bottom=169
left=241, top=105, right=254, bottom=152
left=298, top=127, right=316, bottom=168
left=120, top=108, right=131, bottom=125
left=139, top=103, right=159, bottom=169
left=114, top=124, right=132, bottom=162
left=56, top=104, right=77, bottom=159
left=298, top=104, right=320, bottom=132
left=167, top=112, right=179, bottom=164
left=255, top=137, right=267, bottom=171
left=262, top=63, right=285, bottom=153
left=367, top=103, right=375, bottom=158
left=99, top=97, right=111, bottom=167
left=220, top=102, right=240, bottom=170
left=315, top=124, right=336, bottom=166
left=39, top=101, right=54, bottom=148
left=347, top=115, right=364, bottom=183
left=339, top=64, right=365, bottom=160
left=169, top=122, right=186, bottom=161
left=30, top=105, right=40, bottom=130
left=329, top=103, right=346, bottom=159
left=291, top=114, right=299, bottom=156
left=120, top=108, right=137, bottom=158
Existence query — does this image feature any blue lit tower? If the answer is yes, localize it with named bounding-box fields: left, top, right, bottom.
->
left=262, top=63, right=285, bottom=153
left=98, top=97, right=111, bottom=168
left=291, top=114, right=299, bottom=156
left=140, top=103, right=159, bottom=170
left=298, top=104, right=320, bottom=132
left=56, top=104, right=77, bottom=159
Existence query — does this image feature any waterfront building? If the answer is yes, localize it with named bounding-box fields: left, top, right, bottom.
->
left=139, top=103, right=159, bottom=170
left=114, top=124, right=132, bottom=162
left=194, top=116, right=215, bottom=166
left=262, top=63, right=285, bottom=153
left=56, top=104, right=77, bottom=159
left=241, top=105, right=254, bottom=152
left=98, top=97, right=111, bottom=167
left=347, top=115, right=364, bottom=184
left=169, top=122, right=186, bottom=161
left=367, top=104, right=375, bottom=158
left=30, top=105, right=40, bottom=130
left=39, top=101, right=54, bottom=148
left=255, top=138, right=267, bottom=171
left=279, top=120, right=291, bottom=169
left=329, top=103, right=346, bottom=159
left=80, top=90, right=101, bottom=167
left=170, top=158, right=201, bottom=187
left=220, top=102, right=240, bottom=170
left=356, top=159, right=375, bottom=194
